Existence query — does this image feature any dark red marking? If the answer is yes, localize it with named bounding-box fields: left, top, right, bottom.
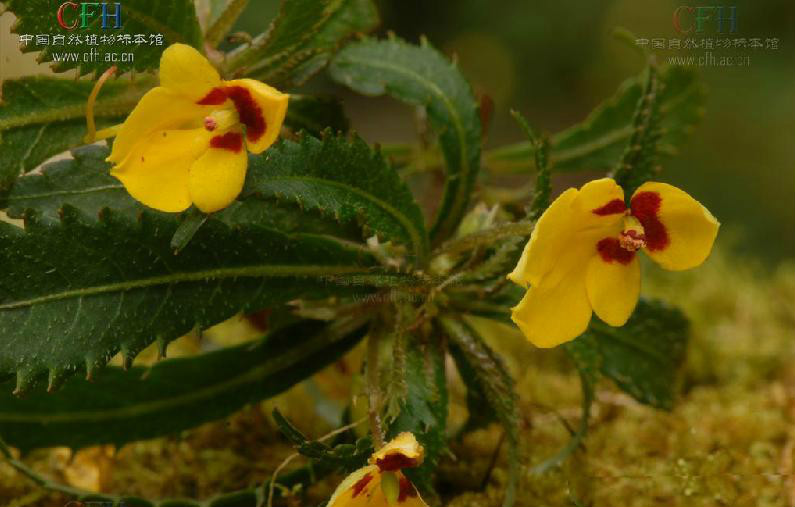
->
left=209, top=132, right=243, bottom=153
left=225, top=86, right=267, bottom=143
left=196, top=87, right=227, bottom=105
left=351, top=473, right=373, bottom=498
left=398, top=475, right=418, bottom=503
left=592, top=198, right=626, bottom=216
left=376, top=453, right=418, bottom=472
left=630, top=191, right=670, bottom=251
left=597, top=237, right=636, bottom=265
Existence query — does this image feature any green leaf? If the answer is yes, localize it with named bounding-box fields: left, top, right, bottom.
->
left=0, top=202, right=408, bottom=393
left=387, top=334, right=447, bottom=499
left=441, top=316, right=520, bottom=507
left=3, top=145, right=135, bottom=221
left=4, top=145, right=368, bottom=247
left=329, top=37, right=482, bottom=244
left=285, top=95, right=350, bottom=136
left=4, top=0, right=202, bottom=75
left=0, top=76, right=150, bottom=192
left=487, top=65, right=705, bottom=174
left=243, top=133, right=429, bottom=264
left=224, top=0, right=378, bottom=86
left=0, top=319, right=366, bottom=450
left=565, top=299, right=689, bottom=410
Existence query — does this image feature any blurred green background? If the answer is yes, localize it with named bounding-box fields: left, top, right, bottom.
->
left=284, top=0, right=791, bottom=263
left=2, top=0, right=793, bottom=261
left=371, top=0, right=795, bottom=263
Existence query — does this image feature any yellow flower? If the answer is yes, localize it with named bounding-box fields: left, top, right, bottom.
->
left=508, top=178, right=719, bottom=348
left=106, top=44, right=288, bottom=213
left=327, top=432, right=428, bottom=507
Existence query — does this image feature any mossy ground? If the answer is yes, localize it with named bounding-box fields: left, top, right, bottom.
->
left=2, top=242, right=793, bottom=507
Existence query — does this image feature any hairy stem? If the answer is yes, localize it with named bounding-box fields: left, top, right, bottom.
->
left=433, top=220, right=535, bottom=258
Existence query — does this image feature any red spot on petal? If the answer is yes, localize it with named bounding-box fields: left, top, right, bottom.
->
left=597, top=237, right=636, bottom=265
left=592, top=198, right=627, bottom=216
left=630, top=191, right=670, bottom=251
left=210, top=132, right=243, bottom=153
left=352, top=473, right=373, bottom=498
left=196, top=87, right=228, bottom=105
left=398, top=476, right=418, bottom=503
left=376, top=454, right=418, bottom=472
left=225, top=86, right=267, bottom=143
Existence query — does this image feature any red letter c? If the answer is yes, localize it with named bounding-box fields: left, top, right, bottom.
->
left=57, top=2, right=79, bottom=30
left=673, top=6, right=695, bottom=34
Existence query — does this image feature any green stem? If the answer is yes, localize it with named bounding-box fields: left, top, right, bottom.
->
left=366, top=330, right=385, bottom=449
left=205, top=0, right=250, bottom=49
left=433, top=220, right=535, bottom=258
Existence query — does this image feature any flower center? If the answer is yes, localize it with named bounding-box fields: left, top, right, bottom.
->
left=619, top=215, right=646, bottom=251
left=203, top=109, right=238, bottom=132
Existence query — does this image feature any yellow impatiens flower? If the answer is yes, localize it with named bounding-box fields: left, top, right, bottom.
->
left=327, top=432, right=428, bottom=507
left=508, top=178, right=719, bottom=348
left=106, top=44, right=288, bottom=213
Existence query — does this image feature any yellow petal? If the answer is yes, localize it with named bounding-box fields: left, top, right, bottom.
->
left=111, top=128, right=211, bottom=212
left=159, top=43, right=222, bottom=102
left=511, top=266, right=592, bottom=347
left=631, top=182, right=719, bottom=271
left=108, top=87, right=209, bottom=165
left=370, top=432, right=425, bottom=470
left=188, top=132, right=248, bottom=213
left=508, top=188, right=577, bottom=288
left=327, top=466, right=428, bottom=507
left=223, top=78, right=288, bottom=154
left=508, top=179, right=626, bottom=289
left=574, top=177, right=626, bottom=217
left=586, top=245, right=640, bottom=326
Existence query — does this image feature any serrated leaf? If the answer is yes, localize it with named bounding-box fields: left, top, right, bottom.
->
left=225, top=0, right=378, bottom=86
left=4, top=0, right=202, bottom=75
left=3, top=145, right=135, bottom=221
left=441, top=316, right=519, bottom=507
left=0, top=202, right=415, bottom=393
left=4, top=143, right=379, bottom=251
left=243, top=133, right=429, bottom=264
left=330, top=38, right=482, bottom=244
left=0, top=319, right=366, bottom=450
left=488, top=65, right=705, bottom=174
left=0, top=76, right=151, bottom=193
left=564, top=299, right=689, bottom=410
left=387, top=334, right=447, bottom=499
left=285, top=95, right=350, bottom=135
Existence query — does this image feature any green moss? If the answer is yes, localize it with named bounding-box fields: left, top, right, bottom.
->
left=2, top=248, right=793, bottom=506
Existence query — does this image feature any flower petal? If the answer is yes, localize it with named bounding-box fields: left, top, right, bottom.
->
left=327, top=466, right=428, bottom=507
left=188, top=132, right=248, bottom=213
left=586, top=248, right=640, bottom=326
left=223, top=78, right=288, bottom=153
left=111, top=128, right=211, bottom=212
left=511, top=266, right=592, bottom=347
left=108, top=87, right=209, bottom=165
left=575, top=177, right=626, bottom=217
left=159, top=43, right=222, bottom=102
left=508, top=188, right=577, bottom=288
left=632, top=182, right=719, bottom=271
left=370, top=432, right=425, bottom=470
left=508, top=178, right=625, bottom=289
